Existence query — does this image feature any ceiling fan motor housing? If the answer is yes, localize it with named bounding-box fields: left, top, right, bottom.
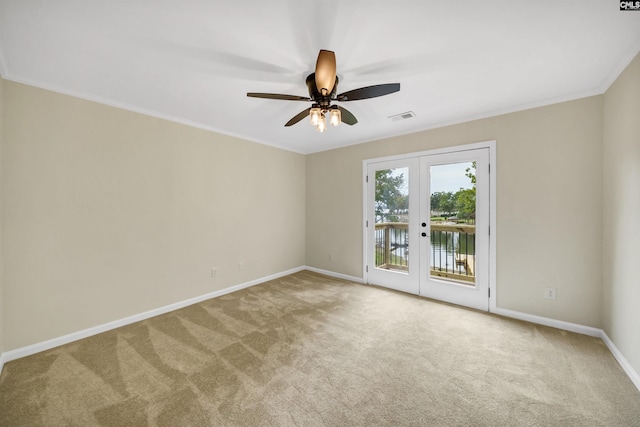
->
left=306, top=73, right=338, bottom=109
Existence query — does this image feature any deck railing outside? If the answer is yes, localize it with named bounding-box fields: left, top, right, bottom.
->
left=374, top=222, right=409, bottom=271
left=374, top=222, right=476, bottom=284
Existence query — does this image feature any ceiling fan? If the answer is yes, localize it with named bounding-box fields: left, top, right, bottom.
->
left=247, top=50, right=400, bottom=132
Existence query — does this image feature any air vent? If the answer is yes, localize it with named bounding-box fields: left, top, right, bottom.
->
left=388, top=111, right=416, bottom=122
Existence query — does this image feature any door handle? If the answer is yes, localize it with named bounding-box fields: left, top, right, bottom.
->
left=421, top=232, right=428, bottom=237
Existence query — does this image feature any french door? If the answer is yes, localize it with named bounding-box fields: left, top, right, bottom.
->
left=366, top=147, right=491, bottom=311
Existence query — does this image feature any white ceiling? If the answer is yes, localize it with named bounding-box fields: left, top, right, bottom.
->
left=1, top=1, right=639, bottom=154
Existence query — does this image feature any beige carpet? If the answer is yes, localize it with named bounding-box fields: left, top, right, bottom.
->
left=1, top=270, right=638, bottom=426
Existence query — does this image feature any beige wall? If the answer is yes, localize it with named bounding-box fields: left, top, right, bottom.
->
left=307, top=96, right=603, bottom=327
left=603, top=53, right=640, bottom=375
left=2, top=81, right=305, bottom=350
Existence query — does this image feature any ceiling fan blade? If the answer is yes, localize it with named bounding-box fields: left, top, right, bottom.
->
left=336, top=83, right=400, bottom=101
left=285, top=108, right=312, bottom=127
left=247, top=93, right=311, bottom=101
left=338, top=106, right=358, bottom=126
left=315, top=50, right=336, bottom=96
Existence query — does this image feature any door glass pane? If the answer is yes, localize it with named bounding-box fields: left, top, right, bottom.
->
left=429, top=162, right=476, bottom=285
left=374, top=168, right=409, bottom=273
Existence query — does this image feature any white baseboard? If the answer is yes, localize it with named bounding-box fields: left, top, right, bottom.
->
left=600, top=331, right=640, bottom=392
left=492, top=307, right=640, bottom=393
left=491, top=307, right=602, bottom=337
left=0, top=266, right=305, bottom=373
left=0, top=352, right=6, bottom=377
left=304, top=266, right=365, bottom=284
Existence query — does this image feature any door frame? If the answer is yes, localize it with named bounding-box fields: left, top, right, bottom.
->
left=362, top=140, right=497, bottom=312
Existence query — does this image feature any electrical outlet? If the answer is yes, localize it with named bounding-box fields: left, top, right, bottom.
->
left=211, top=268, right=218, bottom=278
left=238, top=261, right=246, bottom=271
left=544, top=288, right=556, bottom=299
left=329, top=253, right=334, bottom=261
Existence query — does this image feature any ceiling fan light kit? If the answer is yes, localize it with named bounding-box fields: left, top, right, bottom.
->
left=329, top=106, right=341, bottom=127
left=309, top=105, right=322, bottom=126
left=309, top=105, right=340, bottom=131
left=316, top=114, right=327, bottom=132
left=247, top=49, right=400, bottom=133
